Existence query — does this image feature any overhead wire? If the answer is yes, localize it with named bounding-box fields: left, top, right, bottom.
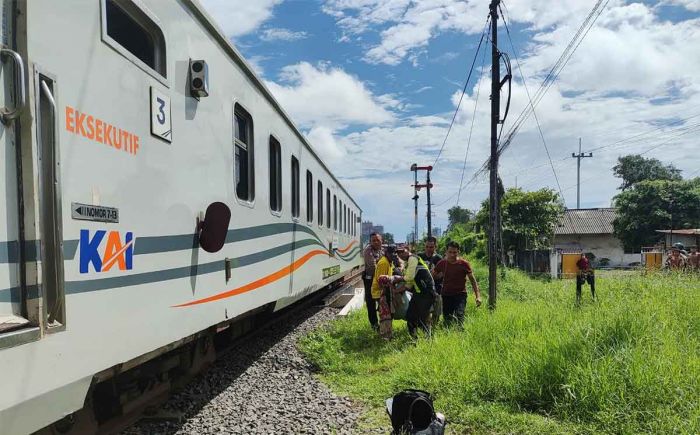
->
left=471, top=0, right=610, bottom=179
left=431, top=17, right=491, bottom=169
left=500, top=3, right=566, bottom=205
left=455, top=24, right=491, bottom=208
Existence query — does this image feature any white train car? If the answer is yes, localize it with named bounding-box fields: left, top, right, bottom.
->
left=0, top=1, right=363, bottom=433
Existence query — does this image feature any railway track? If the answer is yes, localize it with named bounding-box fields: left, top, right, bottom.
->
left=38, top=271, right=363, bottom=435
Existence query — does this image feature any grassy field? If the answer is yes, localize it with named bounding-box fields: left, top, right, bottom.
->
left=299, top=265, right=700, bottom=434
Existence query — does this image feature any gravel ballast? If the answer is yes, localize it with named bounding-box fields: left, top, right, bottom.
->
left=122, top=305, right=371, bottom=434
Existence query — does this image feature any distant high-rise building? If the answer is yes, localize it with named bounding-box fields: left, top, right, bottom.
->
left=361, top=221, right=373, bottom=244
left=361, top=221, right=386, bottom=245
left=406, top=232, right=416, bottom=244
left=432, top=227, right=442, bottom=238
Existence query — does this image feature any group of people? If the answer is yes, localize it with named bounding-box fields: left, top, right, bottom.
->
left=362, top=233, right=481, bottom=339
left=665, top=243, right=700, bottom=271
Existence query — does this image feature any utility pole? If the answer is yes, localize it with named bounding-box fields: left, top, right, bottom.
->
left=411, top=164, right=433, bottom=243
left=571, top=138, right=592, bottom=209
left=488, top=0, right=500, bottom=311
left=411, top=164, right=419, bottom=247
left=426, top=169, right=433, bottom=238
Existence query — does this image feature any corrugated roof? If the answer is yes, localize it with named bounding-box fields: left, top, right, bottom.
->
left=656, top=229, right=700, bottom=235
left=554, top=208, right=616, bottom=235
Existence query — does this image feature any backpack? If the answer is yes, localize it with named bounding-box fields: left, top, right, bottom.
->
left=388, top=389, right=446, bottom=434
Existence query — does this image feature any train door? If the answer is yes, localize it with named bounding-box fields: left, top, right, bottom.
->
left=0, top=0, right=26, bottom=332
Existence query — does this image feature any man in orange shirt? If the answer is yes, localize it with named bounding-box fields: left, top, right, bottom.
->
left=432, top=241, right=481, bottom=328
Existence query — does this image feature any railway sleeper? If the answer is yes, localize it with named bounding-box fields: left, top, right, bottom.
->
left=34, top=303, right=274, bottom=435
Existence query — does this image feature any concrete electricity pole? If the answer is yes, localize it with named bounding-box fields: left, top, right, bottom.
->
left=488, top=0, right=501, bottom=311
left=571, top=138, right=592, bottom=209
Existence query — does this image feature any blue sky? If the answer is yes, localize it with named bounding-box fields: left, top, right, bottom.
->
left=201, top=0, right=700, bottom=241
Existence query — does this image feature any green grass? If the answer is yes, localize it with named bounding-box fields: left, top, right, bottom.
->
left=299, top=265, right=700, bottom=434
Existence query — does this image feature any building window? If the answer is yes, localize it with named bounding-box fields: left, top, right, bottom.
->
left=291, top=156, right=300, bottom=218
left=318, top=181, right=324, bottom=226
left=269, top=137, right=281, bottom=212
left=306, top=171, right=313, bottom=223
left=326, top=189, right=331, bottom=228
left=104, top=0, right=166, bottom=77
left=234, top=105, right=254, bottom=201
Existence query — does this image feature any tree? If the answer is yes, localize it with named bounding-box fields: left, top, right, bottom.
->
left=613, top=178, right=700, bottom=251
left=447, top=206, right=473, bottom=231
left=382, top=232, right=395, bottom=244
left=613, top=154, right=682, bottom=191
left=475, top=187, right=565, bottom=251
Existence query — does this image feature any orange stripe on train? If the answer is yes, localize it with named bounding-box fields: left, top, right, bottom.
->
left=336, top=240, right=357, bottom=254
left=173, top=249, right=329, bottom=308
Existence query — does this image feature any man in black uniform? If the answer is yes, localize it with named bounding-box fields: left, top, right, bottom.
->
left=362, top=232, right=383, bottom=330
left=418, top=236, right=442, bottom=325
left=398, top=246, right=436, bottom=339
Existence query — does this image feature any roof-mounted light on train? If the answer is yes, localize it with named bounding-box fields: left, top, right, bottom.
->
left=189, top=59, right=209, bottom=98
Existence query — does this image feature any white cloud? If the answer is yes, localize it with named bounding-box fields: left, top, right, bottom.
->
left=324, top=0, right=485, bottom=65
left=199, top=0, right=283, bottom=37
left=260, top=28, right=309, bottom=41
left=667, top=0, right=700, bottom=11
left=515, top=3, right=700, bottom=97
left=246, top=55, right=268, bottom=76
left=306, top=126, right=345, bottom=163
left=265, top=62, right=395, bottom=130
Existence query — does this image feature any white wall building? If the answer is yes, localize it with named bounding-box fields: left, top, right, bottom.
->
left=553, top=208, right=639, bottom=267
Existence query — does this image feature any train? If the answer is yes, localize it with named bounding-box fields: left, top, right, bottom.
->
left=0, top=1, right=362, bottom=434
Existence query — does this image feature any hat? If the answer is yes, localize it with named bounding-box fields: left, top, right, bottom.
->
left=395, top=244, right=407, bottom=252
left=385, top=245, right=397, bottom=255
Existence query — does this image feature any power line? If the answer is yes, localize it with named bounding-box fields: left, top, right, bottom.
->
left=472, top=0, right=610, bottom=178
left=500, top=3, right=566, bottom=206
left=432, top=17, right=490, bottom=169
left=455, top=26, right=490, bottom=208
left=440, top=116, right=700, bottom=206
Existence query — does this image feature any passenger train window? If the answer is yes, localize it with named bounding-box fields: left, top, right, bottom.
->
left=318, top=181, right=324, bottom=226
left=234, top=105, right=255, bottom=201
left=306, top=171, right=313, bottom=223
left=103, top=0, right=166, bottom=77
left=333, top=195, right=337, bottom=231
left=291, top=156, right=300, bottom=218
left=269, top=137, right=282, bottom=212
left=326, top=189, right=331, bottom=228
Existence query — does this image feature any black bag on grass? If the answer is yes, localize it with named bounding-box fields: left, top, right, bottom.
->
left=388, top=389, right=445, bottom=434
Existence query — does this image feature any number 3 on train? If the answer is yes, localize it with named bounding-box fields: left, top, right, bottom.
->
left=150, top=86, right=172, bottom=142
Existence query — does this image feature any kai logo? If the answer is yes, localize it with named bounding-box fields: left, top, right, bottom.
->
left=79, top=230, right=134, bottom=273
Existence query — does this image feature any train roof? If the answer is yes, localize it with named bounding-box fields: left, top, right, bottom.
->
left=184, top=0, right=361, bottom=212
